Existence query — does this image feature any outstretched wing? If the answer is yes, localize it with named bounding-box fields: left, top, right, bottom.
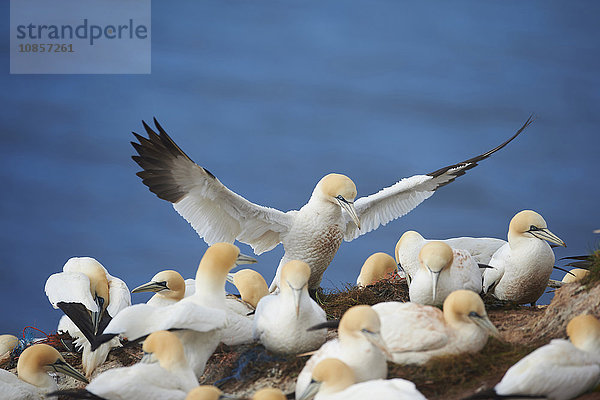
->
left=132, top=119, right=293, bottom=254
left=344, top=116, right=533, bottom=240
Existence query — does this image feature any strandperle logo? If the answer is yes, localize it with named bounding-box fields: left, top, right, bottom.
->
left=15, top=19, right=149, bottom=46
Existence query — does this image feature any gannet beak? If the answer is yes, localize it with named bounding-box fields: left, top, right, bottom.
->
left=91, top=296, right=106, bottom=334
left=226, top=273, right=235, bottom=284
left=132, top=281, right=168, bottom=294
left=49, top=359, right=89, bottom=384
left=530, top=228, right=566, bottom=247
left=429, top=268, right=441, bottom=304
left=469, top=312, right=501, bottom=339
left=297, top=379, right=322, bottom=400
left=235, top=253, right=258, bottom=265
left=362, top=330, right=393, bottom=359
left=140, top=351, right=156, bottom=364
left=292, top=287, right=303, bottom=318
left=337, top=197, right=361, bottom=230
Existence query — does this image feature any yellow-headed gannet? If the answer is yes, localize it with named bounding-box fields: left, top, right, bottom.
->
left=225, top=268, right=269, bottom=316
left=356, top=252, right=398, bottom=287
left=482, top=210, right=566, bottom=305
left=252, top=388, right=286, bottom=400
left=253, top=260, right=327, bottom=354
left=297, top=358, right=426, bottom=400
left=561, top=268, right=589, bottom=283
left=0, top=344, right=87, bottom=400
left=468, top=314, right=600, bottom=400
left=372, top=289, right=499, bottom=365
left=409, top=241, right=482, bottom=306
left=132, top=269, right=195, bottom=306
left=131, top=117, right=532, bottom=292
left=185, top=385, right=229, bottom=400
left=295, top=305, right=389, bottom=398
left=45, top=257, right=130, bottom=377
left=0, top=334, right=18, bottom=363
left=53, top=330, right=198, bottom=400
left=395, top=230, right=505, bottom=284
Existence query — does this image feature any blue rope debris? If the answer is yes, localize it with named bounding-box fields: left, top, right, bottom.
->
left=214, top=345, right=286, bottom=387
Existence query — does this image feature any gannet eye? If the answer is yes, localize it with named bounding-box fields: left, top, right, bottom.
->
left=336, top=195, right=345, bottom=201
left=468, top=311, right=481, bottom=318
left=529, top=225, right=540, bottom=232
left=361, top=328, right=374, bottom=334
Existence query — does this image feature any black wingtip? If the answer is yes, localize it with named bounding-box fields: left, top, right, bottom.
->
left=307, top=320, right=340, bottom=331
left=90, top=333, right=118, bottom=351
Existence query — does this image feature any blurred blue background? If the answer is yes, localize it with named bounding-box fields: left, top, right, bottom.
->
left=1, top=1, right=599, bottom=334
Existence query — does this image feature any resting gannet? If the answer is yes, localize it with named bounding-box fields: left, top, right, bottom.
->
left=52, top=330, right=198, bottom=400
left=409, top=241, right=482, bottom=305
left=482, top=210, right=566, bottom=305
left=297, top=358, right=426, bottom=400
left=0, top=344, right=87, bottom=400
left=132, top=269, right=195, bottom=306
left=185, top=386, right=228, bottom=400
left=395, top=230, right=505, bottom=283
left=225, top=268, right=269, bottom=316
left=468, top=314, right=600, bottom=400
left=295, top=305, right=389, bottom=398
left=252, top=388, right=287, bottom=400
left=253, top=260, right=327, bottom=354
left=356, top=252, right=398, bottom=287
left=0, top=334, right=18, bottom=363
left=373, top=290, right=499, bottom=365
left=45, top=257, right=130, bottom=377
left=131, top=117, right=532, bottom=292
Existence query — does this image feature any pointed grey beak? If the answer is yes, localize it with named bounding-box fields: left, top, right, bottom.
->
left=362, top=330, right=393, bottom=359
left=236, top=253, right=258, bottom=265
left=91, top=296, right=106, bottom=334
left=530, top=228, right=566, bottom=247
left=140, top=351, right=157, bottom=364
left=428, top=268, right=441, bottom=304
left=337, top=197, right=361, bottom=230
left=50, top=359, right=89, bottom=384
left=132, top=281, right=168, bottom=294
left=469, top=312, right=501, bottom=339
left=297, top=379, right=322, bottom=400
left=226, top=273, right=236, bottom=285
left=291, top=286, right=303, bottom=318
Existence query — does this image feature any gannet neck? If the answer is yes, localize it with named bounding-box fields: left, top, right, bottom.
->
left=142, top=330, right=188, bottom=371
left=396, top=231, right=424, bottom=262
left=312, top=358, right=355, bottom=395
left=194, top=243, right=241, bottom=306
left=567, top=314, right=600, bottom=354
left=357, top=252, right=397, bottom=286
left=419, top=242, right=453, bottom=273
left=338, top=305, right=386, bottom=353
left=185, top=385, right=223, bottom=400
left=252, top=388, right=287, bottom=400
left=231, top=269, right=269, bottom=308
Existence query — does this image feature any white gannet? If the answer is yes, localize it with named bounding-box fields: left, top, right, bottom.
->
left=132, top=269, right=195, bottom=307
left=409, top=241, right=482, bottom=306
left=356, top=252, right=398, bottom=287
left=225, top=268, right=269, bottom=316
left=297, top=358, right=426, bottom=400
left=45, top=256, right=131, bottom=377
left=482, top=210, right=567, bottom=305
left=0, top=344, right=87, bottom=400
left=54, top=330, right=198, bottom=400
left=131, top=117, right=532, bottom=292
left=470, top=314, right=600, bottom=400
left=295, top=305, right=389, bottom=398
left=395, top=230, right=505, bottom=284
left=0, top=334, right=18, bottom=363
left=252, top=388, right=287, bottom=400
left=372, top=289, right=499, bottom=365
left=253, top=260, right=327, bottom=354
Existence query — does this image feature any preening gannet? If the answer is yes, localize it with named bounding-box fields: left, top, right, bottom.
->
left=131, top=117, right=532, bottom=291
left=467, top=314, right=600, bottom=400
left=225, top=268, right=269, bottom=316
left=52, top=330, right=198, bottom=400
left=253, top=260, right=327, bottom=354
left=395, top=230, right=505, bottom=283
left=482, top=210, right=566, bottom=305
left=372, top=290, right=499, bottom=365
left=0, top=344, right=87, bottom=400
left=132, top=269, right=195, bottom=306
left=45, top=257, right=130, bottom=377
left=297, top=358, right=426, bottom=400
left=356, top=252, right=398, bottom=287
left=409, top=241, right=482, bottom=306
left=252, top=388, right=286, bottom=400
left=295, top=305, right=389, bottom=398
left=0, top=334, right=18, bottom=363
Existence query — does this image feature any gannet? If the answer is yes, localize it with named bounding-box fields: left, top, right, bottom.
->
left=562, top=268, right=589, bottom=283
left=395, top=230, right=505, bottom=284
left=372, top=290, right=499, bottom=365
left=482, top=210, right=566, bottom=305
left=252, top=388, right=287, bottom=400
left=0, top=334, right=18, bottom=363
left=185, top=385, right=228, bottom=400
left=253, top=260, right=327, bottom=354
left=356, top=252, right=398, bottom=287
left=297, top=358, right=426, bottom=400
left=53, top=330, right=199, bottom=400
left=132, top=269, right=196, bottom=306
left=45, top=257, right=130, bottom=377
left=0, top=344, right=88, bottom=400
left=225, top=268, right=269, bottom=316
left=409, top=241, right=482, bottom=305
left=468, top=314, right=600, bottom=400
left=295, top=305, right=389, bottom=398
left=131, top=117, right=532, bottom=292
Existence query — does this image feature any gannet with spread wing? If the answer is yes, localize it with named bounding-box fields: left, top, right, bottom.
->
left=132, top=117, right=532, bottom=291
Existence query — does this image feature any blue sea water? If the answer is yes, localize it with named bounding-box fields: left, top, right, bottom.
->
left=1, top=1, right=599, bottom=334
